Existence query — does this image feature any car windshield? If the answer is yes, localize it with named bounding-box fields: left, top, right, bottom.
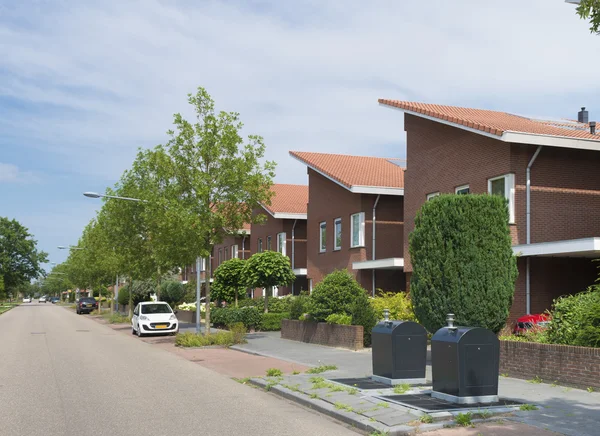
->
left=80, top=298, right=95, bottom=303
left=141, top=304, right=172, bottom=314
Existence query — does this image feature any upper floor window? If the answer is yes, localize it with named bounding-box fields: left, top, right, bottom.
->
left=488, top=174, right=516, bottom=224
left=267, top=235, right=272, bottom=251
left=258, top=238, right=263, bottom=253
left=350, top=212, right=365, bottom=248
left=427, top=192, right=440, bottom=201
left=231, top=245, right=239, bottom=259
left=218, top=248, right=223, bottom=265
left=455, top=185, right=470, bottom=195
left=277, top=232, right=286, bottom=256
left=319, top=222, right=326, bottom=253
left=334, top=218, right=342, bottom=251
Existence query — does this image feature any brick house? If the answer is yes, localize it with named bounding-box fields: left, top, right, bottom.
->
left=250, top=184, right=309, bottom=296
left=290, top=151, right=406, bottom=295
left=379, top=100, right=600, bottom=322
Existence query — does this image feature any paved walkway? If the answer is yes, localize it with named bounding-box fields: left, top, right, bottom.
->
left=233, top=332, right=600, bottom=436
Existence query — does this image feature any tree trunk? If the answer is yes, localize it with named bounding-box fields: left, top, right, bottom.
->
left=156, top=267, right=161, bottom=300
left=204, top=255, right=211, bottom=336
left=264, top=286, right=270, bottom=313
left=128, top=277, right=133, bottom=318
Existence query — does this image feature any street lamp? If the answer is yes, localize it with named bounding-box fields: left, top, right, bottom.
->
left=83, top=192, right=147, bottom=202
left=58, top=245, right=85, bottom=250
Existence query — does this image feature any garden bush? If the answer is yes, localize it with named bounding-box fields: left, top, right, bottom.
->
left=238, top=295, right=295, bottom=313
left=370, top=291, right=415, bottom=322
left=546, top=285, right=600, bottom=348
left=175, top=330, right=246, bottom=347
left=117, top=285, right=130, bottom=306
left=260, top=312, right=290, bottom=331
left=211, top=306, right=262, bottom=329
left=308, top=269, right=367, bottom=321
left=409, top=194, right=518, bottom=334
left=350, top=293, right=378, bottom=347
left=325, top=313, right=352, bottom=325
left=289, top=292, right=311, bottom=320
left=160, top=281, right=186, bottom=307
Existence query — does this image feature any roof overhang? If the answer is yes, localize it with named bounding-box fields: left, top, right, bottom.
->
left=380, top=103, right=600, bottom=152
left=513, top=237, right=600, bottom=258
left=352, top=257, right=404, bottom=270
left=290, top=154, right=404, bottom=196
left=259, top=203, right=307, bottom=220
left=293, top=268, right=307, bottom=276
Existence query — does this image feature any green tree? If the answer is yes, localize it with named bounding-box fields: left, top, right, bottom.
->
left=243, top=251, right=295, bottom=313
left=213, top=258, right=247, bottom=307
left=160, top=280, right=186, bottom=307
left=409, top=194, right=518, bottom=334
left=0, top=217, right=48, bottom=294
left=122, top=87, right=275, bottom=331
left=575, top=0, right=600, bottom=34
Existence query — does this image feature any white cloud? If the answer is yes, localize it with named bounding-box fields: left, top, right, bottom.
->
left=0, top=162, right=39, bottom=183
left=1, top=0, right=599, bottom=186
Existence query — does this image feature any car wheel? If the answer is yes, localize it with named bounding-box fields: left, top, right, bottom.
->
left=131, top=327, right=136, bottom=335
left=136, top=325, right=143, bottom=337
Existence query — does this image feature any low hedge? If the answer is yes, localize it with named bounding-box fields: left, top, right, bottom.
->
left=238, top=295, right=295, bottom=313
left=211, top=307, right=262, bottom=329
left=260, top=312, right=290, bottom=331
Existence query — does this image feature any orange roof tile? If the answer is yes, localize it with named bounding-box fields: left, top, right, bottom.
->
left=289, top=152, right=405, bottom=190
left=262, top=184, right=308, bottom=216
left=379, top=100, right=600, bottom=142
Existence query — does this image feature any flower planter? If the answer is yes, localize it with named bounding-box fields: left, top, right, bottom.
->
left=177, top=310, right=197, bottom=324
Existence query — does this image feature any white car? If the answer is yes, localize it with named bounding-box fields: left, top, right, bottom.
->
left=39, top=296, right=47, bottom=303
left=131, top=302, right=179, bottom=337
left=22, top=297, right=32, bottom=303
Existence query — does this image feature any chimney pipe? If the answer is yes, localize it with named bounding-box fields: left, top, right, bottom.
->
left=590, top=121, right=597, bottom=135
left=578, top=107, right=589, bottom=124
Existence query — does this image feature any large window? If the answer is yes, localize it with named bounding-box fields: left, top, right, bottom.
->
left=334, top=218, right=342, bottom=251
left=455, top=185, right=470, bottom=195
left=267, top=235, right=272, bottom=251
left=350, top=212, right=365, bottom=248
left=319, top=222, right=326, bottom=253
left=231, top=245, right=239, bottom=259
left=488, top=173, right=516, bottom=224
left=277, top=232, right=286, bottom=256
left=258, top=238, right=263, bottom=253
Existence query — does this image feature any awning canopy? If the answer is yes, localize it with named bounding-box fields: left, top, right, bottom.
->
left=513, top=237, right=600, bottom=258
left=352, top=258, right=404, bottom=270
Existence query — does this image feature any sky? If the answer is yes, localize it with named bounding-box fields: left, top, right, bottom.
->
left=1, top=0, right=600, bottom=271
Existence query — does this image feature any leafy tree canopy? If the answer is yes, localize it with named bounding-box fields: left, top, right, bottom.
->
left=575, top=0, right=600, bottom=34
left=243, top=251, right=295, bottom=313
left=213, top=258, right=247, bottom=306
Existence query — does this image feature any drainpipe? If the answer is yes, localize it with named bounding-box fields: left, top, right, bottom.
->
left=291, top=219, right=297, bottom=295
left=242, top=236, right=246, bottom=259
left=526, top=145, right=543, bottom=315
left=372, top=194, right=381, bottom=297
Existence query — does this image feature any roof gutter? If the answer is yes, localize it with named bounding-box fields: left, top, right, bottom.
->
left=372, top=194, right=381, bottom=297
left=526, top=145, right=543, bottom=315
left=291, top=219, right=297, bottom=296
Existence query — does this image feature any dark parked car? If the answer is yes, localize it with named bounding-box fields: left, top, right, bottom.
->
left=76, top=297, right=98, bottom=315
left=50, top=297, right=60, bottom=304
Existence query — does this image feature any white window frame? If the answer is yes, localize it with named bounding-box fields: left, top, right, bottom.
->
left=258, top=238, right=263, bottom=253
left=455, top=184, right=470, bottom=195
left=488, top=173, right=516, bottom=224
left=277, top=232, right=286, bottom=256
left=218, top=248, right=223, bottom=265
left=267, top=235, right=272, bottom=251
left=350, top=212, right=365, bottom=248
left=319, top=222, right=327, bottom=253
left=334, top=218, right=342, bottom=251
left=231, top=245, right=239, bottom=259
left=426, top=192, right=440, bottom=201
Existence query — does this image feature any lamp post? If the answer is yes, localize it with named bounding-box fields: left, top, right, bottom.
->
left=84, top=191, right=204, bottom=333
left=58, top=245, right=85, bottom=250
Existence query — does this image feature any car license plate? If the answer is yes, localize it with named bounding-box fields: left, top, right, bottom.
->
left=155, top=325, right=167, bottom=329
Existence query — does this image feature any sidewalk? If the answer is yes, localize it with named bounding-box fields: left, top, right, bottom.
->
left=233, top=332, right=600, bottom=436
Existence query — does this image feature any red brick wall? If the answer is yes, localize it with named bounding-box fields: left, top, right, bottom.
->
left=281, top=319, right=364, bottom=350
left=249, top=207, right=307, bottom=296
left=307, top=169, right=405, bottom=292
left=212, top=234, right=251, bottom=273
left=499, top=341, right=600, bottom=390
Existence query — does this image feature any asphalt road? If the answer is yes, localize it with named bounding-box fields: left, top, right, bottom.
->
left=0, top=302, right=357, bottom=436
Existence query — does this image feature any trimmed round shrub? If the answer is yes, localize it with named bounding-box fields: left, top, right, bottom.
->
left=546, top=285, right=600, bottom=347
left=117, top=285, right=130, bottom=306
left=160, top=281, right=186, bottom=306
left=308, top=269, right=367, bottom=321
left=259, top=312, right=290, bottom=331
left=409, top=194, right=518, bottom=334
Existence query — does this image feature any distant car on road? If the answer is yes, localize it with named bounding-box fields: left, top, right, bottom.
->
left=513, top=313, right=550, bottom=335
left=22, top=297, right=32, bottom=303
left=39, top=296, right=47, bottom=303
left=50, top=297, right=60, bottom=304
left=76, top=297, right=98, bottom=315
left=131, top=302, right=179, bottom=337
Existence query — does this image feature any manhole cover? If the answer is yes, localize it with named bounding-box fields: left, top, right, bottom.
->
left=330, top=378, right=390, bottom=390
left=30, top=332, right=46, bottom=335
left=378, top=393, right=524, bottom=412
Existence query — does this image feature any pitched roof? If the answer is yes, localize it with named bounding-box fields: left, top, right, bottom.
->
left=261, top=184, right=308, bottom=218
left=289, top=151, right=405, bottom=195
left=379, top=100, right=600, bottom=148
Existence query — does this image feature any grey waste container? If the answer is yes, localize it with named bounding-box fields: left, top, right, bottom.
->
left=431, top=315, right=499, bottom=403
left=372, top=320, right=427, bottom=382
